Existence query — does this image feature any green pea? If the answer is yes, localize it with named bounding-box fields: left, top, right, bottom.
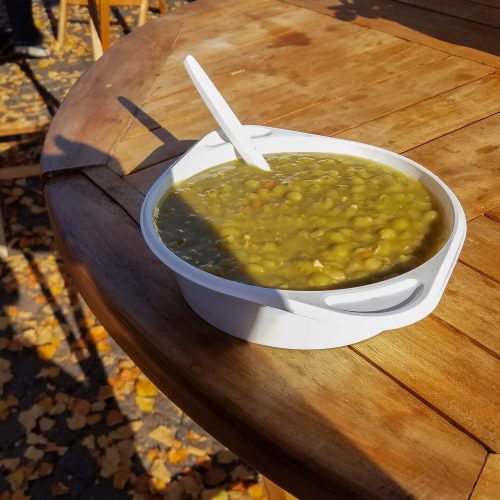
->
left=287, top=191, right=303, bottom=202
left=245, top=180, right=260, bottom=189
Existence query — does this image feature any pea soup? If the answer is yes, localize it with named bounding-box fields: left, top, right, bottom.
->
left=155, top=153, right=445, bottom=290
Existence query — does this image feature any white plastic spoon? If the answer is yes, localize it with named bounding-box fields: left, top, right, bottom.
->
left=184, top=55, right=270, bottom=171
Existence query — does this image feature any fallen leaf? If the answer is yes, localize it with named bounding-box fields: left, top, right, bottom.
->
left=113, top=469, right=130, bottom=489
left=51, top=481, right=69, bottom=496
left=135, top=378, right=158, bottom=397
left=19, top=404, right=45, bottom=434
left=72, top=399, right=90, bottom=415
left=167, top=448, right=189, bottom=464
left=66, top=413, right=86, bottom=430
left=24, top=446, right=44, bottom=461
left=109, top=424, right=134, bottom=440
left=106, top=409, right=124, bottom=426
left=150, top=458, right=171, bottom=484
left=86, top=325, right=107, bottom=344
left=36, top=343, right=56, bottom=360
left=135, top=396, right=154, bottom=413
left=86, top=413, right=102, bottom=425
left=39, top=417, right=55, bottom=432
left=0, top=458, right=20, bottom=471
left=149, top=425, right=175, bottom=447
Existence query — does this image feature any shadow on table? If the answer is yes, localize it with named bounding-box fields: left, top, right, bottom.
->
left=328, top=0, right=500, bottom=57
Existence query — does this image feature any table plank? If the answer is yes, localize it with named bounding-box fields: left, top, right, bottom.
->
left=144, top=7, right=360, bottom=106
left=115, top=37, right=446, bottom=172
left=433, top=263, right=500, bottom=356
left=41, top=17, right=183, bottom=176
left=403, top=113, right=500, bottom=220
left=486, top=205, right=500, bottom=222
left=281, top=0, right=500, bottom=67
left=336, top=73, right=500, bottom=153
left=460, top=216, right=500, bottom=282
left=395, top=0, right=500, bottom=28
left=266, top=56, right=494, bottom=136
left=471, top=454, right=500, bottom=499
left=354, top=316, right=500, bottom=451
left=46, top=173, right=487, bottom=499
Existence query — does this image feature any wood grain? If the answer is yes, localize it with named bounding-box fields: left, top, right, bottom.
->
left=471, top=454, right=500, bottom=499
left=41, top=16, right=183, bottom=176
left=486, top=205, right=500, bottom=222
left=404, top=112, right=500, bottom=220
left=354, top=316, right=500, bottom=451
left=115, top=37, right=445, bottom=172
left=266, top=56, right=493, bottom=136
left=460, top=216, right=500, bottom=282
left=395, top=0, right=500, bottom=28
left=45, top=173, right=487, bottom=499
left=336, top=74, right=500, bottom=153
left=83, top=166, right=144, bottom=224
left=433, top=263, right=500, bottom=356
left=281, top=0, right=500, bottom=67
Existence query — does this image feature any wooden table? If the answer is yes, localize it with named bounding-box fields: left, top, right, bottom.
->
left=41, top=1, right=500, bottom=498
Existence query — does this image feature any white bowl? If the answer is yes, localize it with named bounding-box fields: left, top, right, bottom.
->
left=141, top=126, right=466, bottom=349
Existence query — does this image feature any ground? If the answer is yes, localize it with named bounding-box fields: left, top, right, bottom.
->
left=0, top=1, right=266, bottom=498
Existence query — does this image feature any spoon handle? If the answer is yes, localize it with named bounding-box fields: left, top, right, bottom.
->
left=184, top=55, right=270, bottom=171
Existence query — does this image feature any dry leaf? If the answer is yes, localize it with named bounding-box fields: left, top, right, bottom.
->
left=113, top=469, right=130, bottom=489
left=24, top=446, right=44, bottom=461
left=150, top=458, right=171, bottom=484
left=167, top=448, right=189, bottom=464
left=86, top=325, right=107, bottom=344
left=19, top=404, right=45, bottom=434
left=39, top=417, right=55, bottom=432
left=36, top=343, right=56, bottom=360
left=51, top=481, right=69, bottom=496
left=72, top=399, right=90, bottom=415
left=86, top=413, right=102, bottom=425
left=135, top=378, right=158, bottom=397
left=149, top=425, right=175, bottom=447
left=106, top=409, right=124, bottom=426
left=66, top=413, right=86, bottom=430
left=109, top=424, right=134, bottom=440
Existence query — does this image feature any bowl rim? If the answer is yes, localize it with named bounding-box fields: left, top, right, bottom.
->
left=140, top=127, right=466, bottom=302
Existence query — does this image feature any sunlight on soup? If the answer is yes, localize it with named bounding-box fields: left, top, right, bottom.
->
left=154, top=153, right=446, bottom=290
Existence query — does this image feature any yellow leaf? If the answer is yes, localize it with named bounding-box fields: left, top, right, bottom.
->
left=148, top=425, right=175, bottom=447
left=87, top=325, right=107, bottom=344
left=150, top=458, right=171, bottom=484
left=135, top=378, right=158, bottom=397
left=167, top=448, right=189, bottom=464
left=135, top=396, right=154, bottom=413
left=36, top=344, right=56, bottom=360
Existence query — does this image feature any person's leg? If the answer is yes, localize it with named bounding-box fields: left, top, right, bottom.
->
left=5, top=0, right=42, bottom=45
left=5, top=0, right=49, bottom=57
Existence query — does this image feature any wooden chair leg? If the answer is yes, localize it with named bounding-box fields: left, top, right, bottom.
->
left=89, top=14, right=103, bottom=60
left=158, top=0, right=168, bottom=15
left=98, top=0, right=111, bottom=52
left=138, top=0, right=149, bottom=26
left=57, top=0, right=68, bottom=48
left=0, top=203, right=8, bottom=259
